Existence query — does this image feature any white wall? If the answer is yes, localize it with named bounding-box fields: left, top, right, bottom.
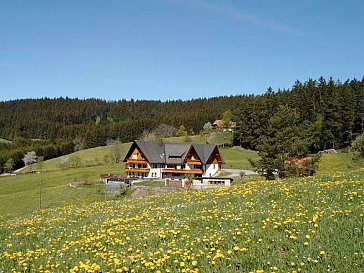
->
left=191, top=178, right=231, bottom=189
left=147, top=168, right=162, bottom=179
left=205, top=164, right=219, bottom=177
left=146, top=163, right=163, bottom=179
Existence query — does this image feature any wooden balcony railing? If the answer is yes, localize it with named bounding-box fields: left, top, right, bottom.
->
left=127, top=159, right=148, bottom=164
left=186, top=160, right=202, bottom=165
left=125, top=168, right=149, bottom=173
left=162, top=169, right=203, bottom=174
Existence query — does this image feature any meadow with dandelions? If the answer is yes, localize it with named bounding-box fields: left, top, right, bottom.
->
left=1, top=170, right=363, bottom=273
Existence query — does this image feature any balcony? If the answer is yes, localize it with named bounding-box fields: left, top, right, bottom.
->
left=127, top=159, right=148, bottom=164
left=162, top=168, right=203, bottom=174
left=186, top=160, right=202, bottom=165
left=125, top=168, right=149, bottom=173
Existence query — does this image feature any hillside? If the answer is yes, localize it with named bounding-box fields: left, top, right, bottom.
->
left=1, top=168, right=362, bottom=272
left=316, top=153, right=364, bottom=176
left=0, top=96, right=243, bottom=142
left=0, top=140, right=258, bottom=218
left=1, top=77, right=363, bottom=154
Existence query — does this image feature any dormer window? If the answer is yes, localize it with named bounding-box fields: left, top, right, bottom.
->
left=169, top=155, right=182, bottom=159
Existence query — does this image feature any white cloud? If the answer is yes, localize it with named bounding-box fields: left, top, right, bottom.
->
left=166, top=0, right=317, bottom=37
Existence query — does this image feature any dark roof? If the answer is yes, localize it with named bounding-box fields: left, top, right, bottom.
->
left=124, top=140, right=224, bottom=165
left=192, top=144, right=216, bottom=164
left=134, top=140, right=165, bottom=163
left=165, top=143, right=190, bottom=164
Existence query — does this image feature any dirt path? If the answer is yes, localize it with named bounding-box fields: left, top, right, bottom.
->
left=222, top=169, right=258, bottom=178
left=130, top=186, right=179, bottom=198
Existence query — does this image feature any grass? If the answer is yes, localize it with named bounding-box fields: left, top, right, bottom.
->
left=21, top=143, right=131, bottom=173
left=135, top=180, right=166, bottom=187
left=0, top=163, right=122, bottom=219
left=316, top=152, right=363, bottom=176
left=220, top=146, right=259, bottom=169
left=163, top=135, right=207, bottom=144
left=0, top=170, right=362, bottom=272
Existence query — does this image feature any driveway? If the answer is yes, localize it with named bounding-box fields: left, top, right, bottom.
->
left=221, top=169, right=258, bottom=178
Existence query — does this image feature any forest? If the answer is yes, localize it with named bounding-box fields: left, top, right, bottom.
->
left=1, top=76, right=364, bottom=173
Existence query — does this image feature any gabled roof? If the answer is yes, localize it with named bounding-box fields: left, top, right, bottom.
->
left=122, top=140, right=165, bottom=163
left=135, top=140, right=165, bottom=163
left=124, top=140, right=224, bottom=165
left=192, top=144, right=216, bottom=164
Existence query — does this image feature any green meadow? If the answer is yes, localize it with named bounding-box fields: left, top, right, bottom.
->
left=316, top=152, right=364, bottom=176
left=0, top=167, right=362, bottom=272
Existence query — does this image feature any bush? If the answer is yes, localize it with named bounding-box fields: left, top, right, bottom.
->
left=352, top=133, right=364, bottom=157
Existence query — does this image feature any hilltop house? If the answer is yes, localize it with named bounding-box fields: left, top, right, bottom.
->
left=212, top=119, right=237, bottom=131
left=123, top=140, right=225, bottom=181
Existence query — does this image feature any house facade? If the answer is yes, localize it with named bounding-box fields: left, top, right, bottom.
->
left=123, top=140, right=224, bottom=180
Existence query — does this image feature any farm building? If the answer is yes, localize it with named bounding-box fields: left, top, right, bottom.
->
left=123, top=140, right=230, bottom=187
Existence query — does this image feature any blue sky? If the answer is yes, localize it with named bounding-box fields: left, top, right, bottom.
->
left=1, top=0, right=363, bottom=101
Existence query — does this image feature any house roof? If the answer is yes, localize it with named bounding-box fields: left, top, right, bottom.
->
left=134, top=140, right=165, bottom=163
left=123, top=140, right=224, bottom=165
left=212, top=119, right=225, bottom=127
left=212, top=119, right=237, bottom=128
left=192, top=144, right=216, bottom=164
left=165, top=143, right=190, bottom=164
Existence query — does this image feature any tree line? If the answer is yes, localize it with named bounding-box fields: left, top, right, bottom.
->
left=1, top=76, right=364, bottom=175
left=234, top=77, right=364, bottom=179
left=0, top=138, right=74, bottom=173
left=234, top=77, right=364, bottom=151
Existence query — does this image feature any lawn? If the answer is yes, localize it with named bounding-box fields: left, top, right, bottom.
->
left=220, top=146, right=259, bottom=169
left=21, top=143, right=131, bottom=173
left=316, top=152, right=363, bottom=176
left=0, top=163, right=123, bottom=219
left=134, top=180, right=166, bottom=187
left=163, top=135, right=207, bottom=144
left=0, top=170, right=362, bottom=272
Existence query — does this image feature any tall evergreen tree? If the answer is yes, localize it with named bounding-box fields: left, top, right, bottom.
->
left=250, top=105, right=312, bottom=179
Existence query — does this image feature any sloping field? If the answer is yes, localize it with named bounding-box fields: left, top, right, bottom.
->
left=220, top=146, right=259, bottom=169
left=21, top=143, right=131, bottom=173
left=316, top=153, right=363, bottom=176
left=0, top=170, right=363, bottom=272
left=0, top=164, right=121, bottom=218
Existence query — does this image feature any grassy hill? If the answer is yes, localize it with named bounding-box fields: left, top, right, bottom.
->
left=0, top=138, right=259, bottom=218
left=23, top=143, right=131, bottom=173
left=0, top=169, right=362, bottom=272
left=316, top=152, right=364, bottom=176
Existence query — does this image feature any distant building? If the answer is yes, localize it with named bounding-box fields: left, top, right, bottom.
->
left=123, top=140, right=225, bottom=180
left=212, top=119, right=237, bottom=131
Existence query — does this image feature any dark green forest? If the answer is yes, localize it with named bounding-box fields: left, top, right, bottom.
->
left=1, top=76, right=364, bottom=173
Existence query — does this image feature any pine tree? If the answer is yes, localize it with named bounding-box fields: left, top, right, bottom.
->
left=250, top=105, right=312, bottom=179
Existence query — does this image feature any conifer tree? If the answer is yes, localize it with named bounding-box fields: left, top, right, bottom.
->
left=250, top=105, right=312, bottom=179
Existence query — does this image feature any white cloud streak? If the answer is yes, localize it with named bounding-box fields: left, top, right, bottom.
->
left=166, top=0, right=317, bottom=37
